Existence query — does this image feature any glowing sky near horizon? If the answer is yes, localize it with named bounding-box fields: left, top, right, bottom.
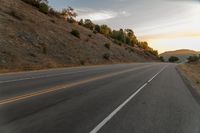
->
left=48, top=0, right=200, bottom=53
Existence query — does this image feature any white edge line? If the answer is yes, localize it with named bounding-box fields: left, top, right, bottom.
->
left=147, top=66, right=166, bottom=83
left=90, top=65, right=168, bottom=133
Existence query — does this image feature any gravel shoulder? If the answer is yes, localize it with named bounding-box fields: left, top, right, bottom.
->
left=177, top=62, right=200, bottom=104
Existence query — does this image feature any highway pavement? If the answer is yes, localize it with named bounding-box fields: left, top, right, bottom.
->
left=0, top=63, right=199, bottom=133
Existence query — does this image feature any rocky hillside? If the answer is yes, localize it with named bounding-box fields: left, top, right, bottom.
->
left=0, top=0, right=158, bottom=72
left=161, top=49, right=200, bottom=62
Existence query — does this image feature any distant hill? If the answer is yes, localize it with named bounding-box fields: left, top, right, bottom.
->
left=0, top=0, right=158, bottom=72
left=160, top=49, right=200, bottom=62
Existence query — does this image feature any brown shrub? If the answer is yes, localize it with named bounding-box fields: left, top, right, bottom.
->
left=104, top=43, right=111, bottom=49
left=103, top=53, right=110, bottom=60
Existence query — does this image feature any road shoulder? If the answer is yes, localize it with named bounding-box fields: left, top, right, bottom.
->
left=176, top=63, right=200, bottom=105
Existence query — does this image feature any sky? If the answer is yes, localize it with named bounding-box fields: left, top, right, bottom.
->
left=48, top=0, right=200, bottom=53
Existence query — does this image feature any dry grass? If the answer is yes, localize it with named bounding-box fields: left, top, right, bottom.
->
left=178, top=62, right=200, bottom=94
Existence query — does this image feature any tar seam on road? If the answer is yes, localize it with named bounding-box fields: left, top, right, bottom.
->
left=0, top=65, right=152, bottom=106
left=89, top=65, right=168, bottom=133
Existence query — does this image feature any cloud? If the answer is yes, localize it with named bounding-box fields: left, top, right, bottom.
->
left=166, top=0, right=199, bottom=1
left=165, top=0, right=200, bottom=3
left=77, top=11, right=117, bottom=21
left=140, top=32, right=200, bottom=41
left=120, top=11, right=131, bottom=17
left=76, top=8, right=130, bottom=21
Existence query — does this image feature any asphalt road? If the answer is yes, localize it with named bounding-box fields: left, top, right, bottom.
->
left=0, top=63, right=199, bottom=133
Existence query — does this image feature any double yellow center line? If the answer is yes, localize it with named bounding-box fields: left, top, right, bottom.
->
left=0, top=65, right=151, bottom=106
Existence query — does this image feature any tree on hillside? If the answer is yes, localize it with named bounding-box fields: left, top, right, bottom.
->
left=22, top=0, right=48, bottom=6
left=112, top=29, right=126, bottom=43
left=125, top=29, right=134, bottom=38
left=168, top=56, right=179, bottom=62
left=124, top=29, right=136, bottom=46
left=39, top=2, right=49, bottom=14
left=84, top=19, right=94, bottom=30
left=95, top=24, right=101, bottom=33
left=152, top=50, right=158, bottom=57
left=22, top=0, right=49, bottom=14
left=78, top=19, right=84, bottom=25
left=48, top=8, right=61, bottom=17
left=111, top=30, right=119, bottom=41
left=125, top=36, right=131, bottom=45
left=111, top=28, right=139, bottom=46
left=100, top=25, right=112, bottom=37
left=61, top=7, right=77, bottom=22
left=119, top=29, right=126, bottom=42
left=147, top=47, right=158, bottom=57
left=138, top=41, right=149, bottom=50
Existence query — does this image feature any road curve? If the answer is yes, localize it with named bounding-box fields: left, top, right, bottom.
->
left=0, top=63, right=199, bottom=133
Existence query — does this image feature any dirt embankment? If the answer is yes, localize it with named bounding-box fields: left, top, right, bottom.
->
left=0, top=0, right=158, bottom=73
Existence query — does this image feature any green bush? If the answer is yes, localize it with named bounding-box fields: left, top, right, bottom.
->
left=95, top=25, right=101, bottom=33
left=22, top=0, right=49, bottom=14
left=39, top=3, right=49, bottom=14
left=78, top=19, right=84, bottom=25
left=144, top=51, right=151, bottom=56
left=113, top=40, right=122, bottom=46
left=67, top=18, right=76, bottom=23
left=188, top=55, right=199, bottom=63
left=93, top=30, right=97, bottom=34
left=84, top=19, right=95, bottom=30
left=50, top=19, right=56, bottom=23
left=49, top=8, right=61, bottom=18
left=148, top=49, right=158, bottom=57
left=159, top=56, right=165, bottom=62
left=104, top=43, right=111, bottom=49
left=168, top=56, right=179, bottom=62
left=71, top=29, right=80, bottom=38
